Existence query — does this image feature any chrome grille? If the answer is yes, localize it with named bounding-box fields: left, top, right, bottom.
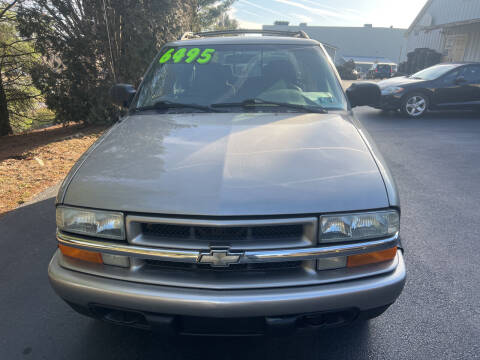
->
left=127, top=216, right=317, bottom=251
left=141, top=222, right=305, bottom=242
left=251, top=224, right=304, bottom=239
left=57, top=229, right=400, bottom=290
left=142, top=223, right=190, bottom=239
left=143, top=259, right=304, bottom=272
left=194, top=226, right=249, bottom=241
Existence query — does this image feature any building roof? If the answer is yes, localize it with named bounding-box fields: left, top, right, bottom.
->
left=406, top=0, right=434, bottom=35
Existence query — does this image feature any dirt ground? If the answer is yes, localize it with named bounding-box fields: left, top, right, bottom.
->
left=0, top=124, right=105, bottom=216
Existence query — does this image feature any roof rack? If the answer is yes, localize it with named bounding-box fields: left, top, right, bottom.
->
left=180, top=29, right=310, bottom=40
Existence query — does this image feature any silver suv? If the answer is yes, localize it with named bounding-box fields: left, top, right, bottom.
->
left=49, top=30, right=405, bottom=336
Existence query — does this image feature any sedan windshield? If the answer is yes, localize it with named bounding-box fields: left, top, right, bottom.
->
left=133, top=44, right=347, bottom=112
left=409, top=64, right=458, bottom=81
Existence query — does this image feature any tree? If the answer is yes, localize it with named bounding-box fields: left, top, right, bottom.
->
left=214, top=13, right=239, bottom=30
left=1, top=1, right=41, bottom=136
left=336, top=60, right=357, bottom=80
left=16, top=0, right=237, bottom=127
left=191, top=0, right=237, bottom=31
left=0, top=1, right=17, bottom=136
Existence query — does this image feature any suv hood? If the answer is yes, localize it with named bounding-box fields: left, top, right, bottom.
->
left=62, top=112, right=389, bottom=216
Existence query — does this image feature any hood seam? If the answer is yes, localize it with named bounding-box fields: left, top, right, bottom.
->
left=352, top=123, right=392, bottom=207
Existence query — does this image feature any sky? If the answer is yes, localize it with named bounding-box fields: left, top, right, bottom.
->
left=230, top=0, right=429, bottom=29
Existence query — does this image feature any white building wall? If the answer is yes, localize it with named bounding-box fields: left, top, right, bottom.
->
left=465, top=30, right=480, bottom=61
left=445, top=23, right=480, bottom=61
left=264, top=24, right=406, bottom=64
left=405, top=28, right=444, bottom=55
left=405, top=0, right=480, bottom=62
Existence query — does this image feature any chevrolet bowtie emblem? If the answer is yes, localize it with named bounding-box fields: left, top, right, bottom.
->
left=198, top=250, right=242, bottom=267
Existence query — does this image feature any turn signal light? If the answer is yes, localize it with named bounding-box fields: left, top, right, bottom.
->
left=59, top=244, right=103, bottom=264
left=347, top=247, right=397, bottom=268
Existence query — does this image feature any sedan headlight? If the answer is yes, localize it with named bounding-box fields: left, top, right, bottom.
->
left=381, top=86, right=404, bottom=95
left=320, top=210, right=399, bottom=243
left=56, top=206, right=125, bottom=240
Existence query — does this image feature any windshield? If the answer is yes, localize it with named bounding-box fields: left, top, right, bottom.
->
left=410, top=64, right=458, bottom=80
left=133, top=44, right=347, bottom=112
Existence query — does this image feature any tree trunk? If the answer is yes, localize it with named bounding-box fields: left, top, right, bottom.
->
left=0, top=68, right=13, bottom=136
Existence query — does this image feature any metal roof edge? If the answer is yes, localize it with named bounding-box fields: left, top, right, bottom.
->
left=420, top=18, right=480, bottom=31
left=406, top=0, right=435, bottom=36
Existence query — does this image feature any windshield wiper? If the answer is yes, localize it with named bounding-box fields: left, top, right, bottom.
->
left=211, top=98, right=328, bottom=113
left=133, top=100, right=220, bottom=113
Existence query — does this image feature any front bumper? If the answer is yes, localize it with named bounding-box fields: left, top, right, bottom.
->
left=374, top=94, right=403, bottom=110
left=48, top=249, right=406, bottom=318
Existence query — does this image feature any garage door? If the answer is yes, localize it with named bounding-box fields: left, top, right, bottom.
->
left=444, top=34, right=469, bottom=62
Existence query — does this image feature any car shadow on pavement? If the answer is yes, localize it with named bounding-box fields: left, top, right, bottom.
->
left=72, top=319, right=370, bottom=360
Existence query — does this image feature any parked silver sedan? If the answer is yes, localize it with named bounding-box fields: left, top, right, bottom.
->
left=49, top=30, right=405, bottom=336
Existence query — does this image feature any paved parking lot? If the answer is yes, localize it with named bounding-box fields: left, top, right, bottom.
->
left=1, top=107, right=479, bottom=359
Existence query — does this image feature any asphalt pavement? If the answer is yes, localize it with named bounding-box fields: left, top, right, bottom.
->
left=1, top=107, right=479, bottom=359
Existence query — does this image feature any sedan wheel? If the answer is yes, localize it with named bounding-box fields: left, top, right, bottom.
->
left=402, top=94, right=428, bottom=118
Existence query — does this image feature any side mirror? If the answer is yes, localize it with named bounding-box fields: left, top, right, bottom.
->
left=346, top=82, right=381, bottom=108
left=110, top=84, right=136, bottom=108
left=455, top=76, right=467, bottom=85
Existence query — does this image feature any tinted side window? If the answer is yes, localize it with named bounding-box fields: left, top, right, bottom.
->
left=464, top=66, right=480, bottom=83
left=442, top=69, right=462, bottom=84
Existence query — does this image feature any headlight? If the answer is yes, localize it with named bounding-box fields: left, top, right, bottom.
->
left=381, top=86, right=404, bottom=95
left=56, top=206, right=125, bottom=240
left=320, top=210, right=399, bottom=243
